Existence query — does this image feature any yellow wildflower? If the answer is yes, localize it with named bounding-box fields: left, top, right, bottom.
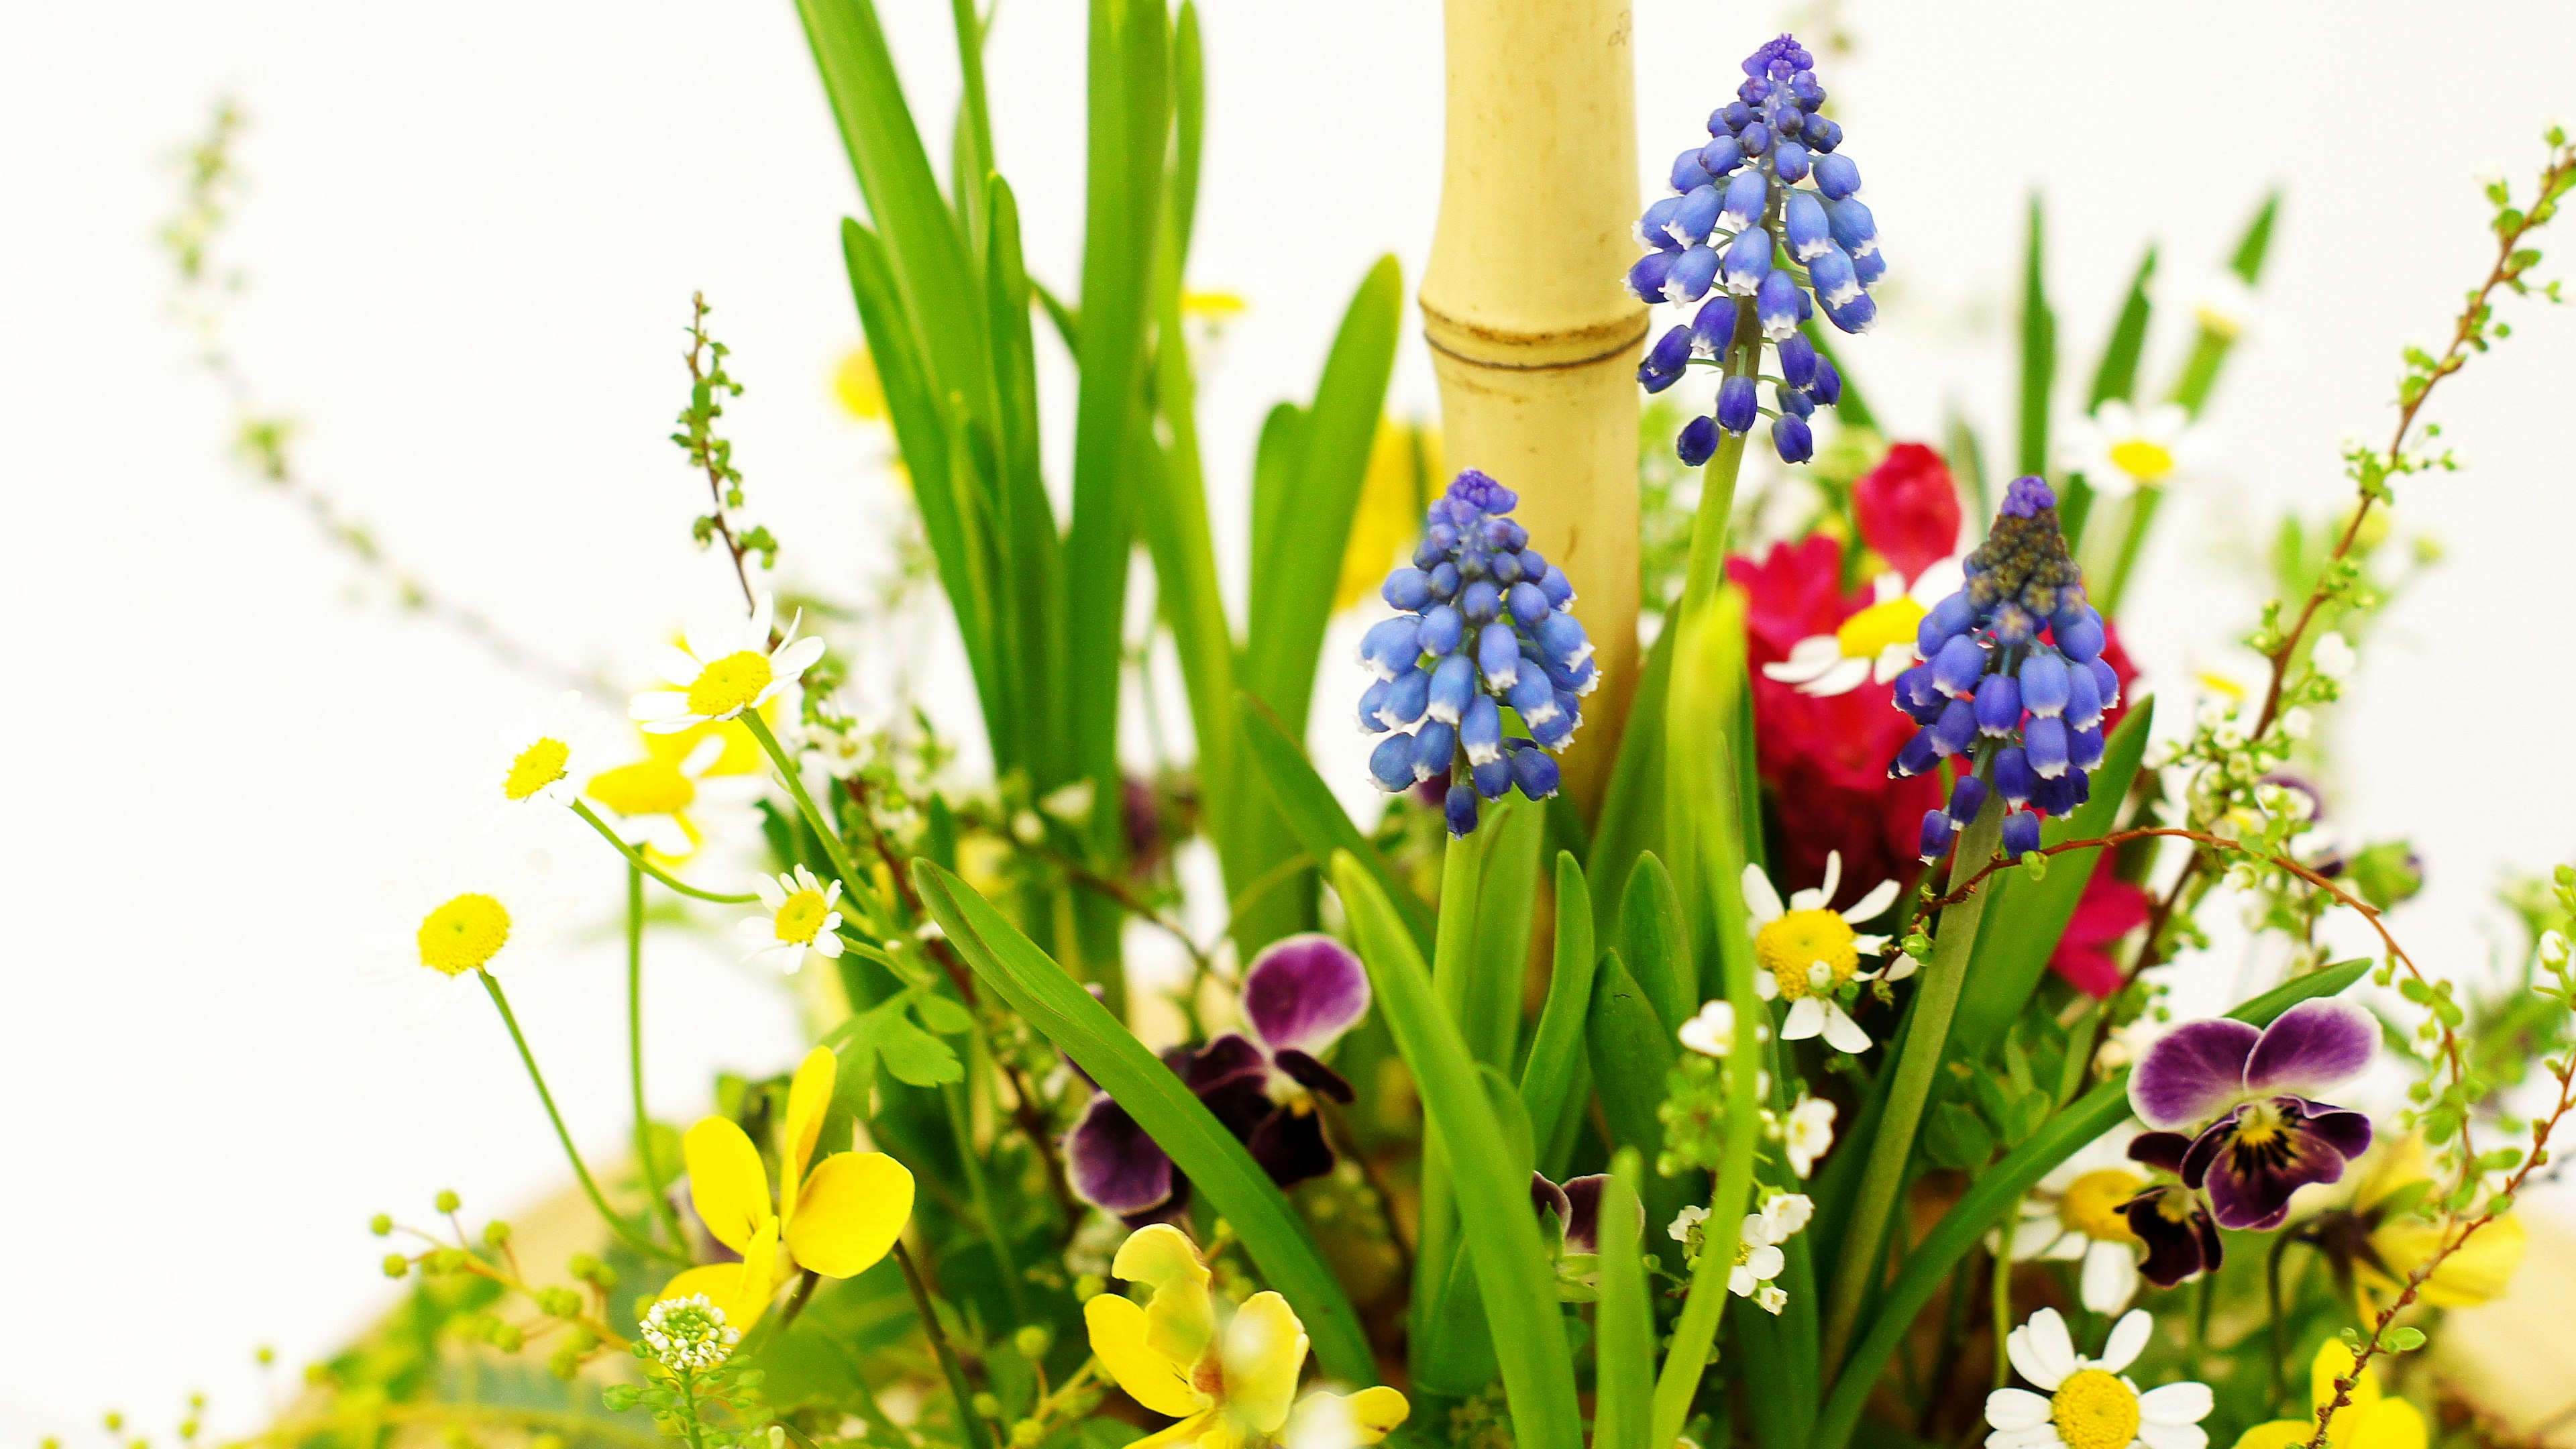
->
left=834, top=346, right=888, bottom=423
left=1331, top=419, right=1441, bottom=612
left=655, top=1046, right=914, bottom=1332
left=2231, top=1341, right=2424, bottom=1449
left=2349, top=1136, right=2526, bottom=1315
left=1084, top=1224, right=1407, bottom=1449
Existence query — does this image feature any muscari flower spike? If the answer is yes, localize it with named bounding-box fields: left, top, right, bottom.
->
left=1359, top=468, right=1593, bottom=837
left=1629, top=33, right=1882, bottom=466
left=1889, top=477, right=2116, bottom=863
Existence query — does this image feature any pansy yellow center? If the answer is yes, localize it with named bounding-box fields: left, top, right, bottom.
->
left=2049, top=1369, right=2140, bottom=1449
left=419, top=892, right=512, bottom=975
left=2233, top=1101, right=2287, bottom=1149
left=2059, top=1169, right=2145, bottom=1243
left=1835, top=597, right=1928, bottom=660
left=1756, top=908, right=1860, bottom=1001
left=773, top=889, right=832, bottom=945
left=686, top=650, right=774, bottom=720
left=588, top=759, right=696, bottom=817
left=502, top=737, right=571, bottom=801
left=2106, top=438, right=2176, bottom=483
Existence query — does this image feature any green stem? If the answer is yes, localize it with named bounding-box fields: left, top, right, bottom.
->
left=477, top=971, right=678, bottom=1265
left=941, top=1081, right=1028, bottom=1324
left=2097, top=486, right=2165, bottom=617
left=573, top=801, right=758, bottom=904
left=1821, top=780, right=2004, bottom=1376
left=895, top=1240, right=996, bottom=1449
left=743, top=712, right=861, bottom=889
left=629, top=863, right=688, bottom=1254
left=1990, top=1200, right=2021, bottom=1389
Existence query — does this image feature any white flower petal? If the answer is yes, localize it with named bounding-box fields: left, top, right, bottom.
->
left=1800, top=656, right=1871, bottom=696
left=2082, top=1242, right=2140, bottom=1316
left=1780, top=998, right=1825, bottom=1040
left=2007, top=1309, right=2076, bottom=1391
left=1986, top=1426, right=2062, bottom=1449
left=1818, top=851, right=1843, bottom=905
left=773, top=635, right=828, bottom=680
left=1841, top=879, right=1900, bottom=923
left=2097, top=1309, right=2151, bottom=1374
left=2136, top=1424, right=2206, bottom=1449
left=1744, top=1244, right=1783, bottom=1281
left=1819, top=1002, right=1874, bottom=1055
left=1741, top=863, right=1786, bottom=924
left=1983, top=1389, right=2051, bottom=1432
left=2135, top=1382, right=2212, bottom=1427
left=2008, top=1214, right=2066, bottom=1260
left=629, top=690, right=692, bottom=722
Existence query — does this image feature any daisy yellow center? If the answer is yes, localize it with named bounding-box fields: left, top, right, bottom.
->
left=2049, top=1369, right=2140, bottom=1449
left=1835, top=598, right=1929, bottom=660
left=2058, top=1169, right=2145, bottom=1243
left=502, top=737, right=572, bottom=802
left=686, top=650, right=774, bottom=719
left=2106, top=438, right=2176, bottom=483
left=419, top=892, right=512, bottom=976
left=588, top=759, right=695, bottom=817
left=1756, top=909, right=1859, bottom=1002
left=773, top=889, right=831, bottom=945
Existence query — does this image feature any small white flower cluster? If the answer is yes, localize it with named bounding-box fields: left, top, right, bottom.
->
left=641, top=1293, right=740, bottom=1373
left=1671, top=1193, right=1813, bottom=1316
left=1674, top=1004, right=1838, bottom=1179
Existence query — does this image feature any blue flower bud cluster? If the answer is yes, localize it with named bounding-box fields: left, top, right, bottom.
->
left=1627, top=33, right=1882, bottom=468
left=1886, top=477, right=2120, bottom=863
left=1358, top=469, right=1595, bottom=837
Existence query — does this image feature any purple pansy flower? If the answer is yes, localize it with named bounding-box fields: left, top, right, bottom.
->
left=2126, top=999, right=2377, bottom=1231
left=1065, top=934, right=1373, bottom=1224
left=2116, top=1131, right=2224, bottom=1287
left=1529, top=1171, right=1642, bottom=1256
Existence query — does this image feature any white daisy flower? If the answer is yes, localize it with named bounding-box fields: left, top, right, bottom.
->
left=2185, top=270, right=2257, bottom=341
left=739, top=865, right=846, bottom=975
left=1763, top=557, right=1965, bottom=697
left=478, top=692, right=610, bottom=823
left=584, top=732, right=761, bottom=861
left=368, top=846, right=565, bottom=1022
left=2005, top=1129, right=2148, bottom=1315
left=629, top=592, right=827, bottom=734
left=1984, top=1308, right=2210, bottom=1449
left=1741, top=852, right=1902, bottom=1055
left=1784, top=1095, right=1837, bottom=1178
left=2059, top=400, right=2210, bottom=498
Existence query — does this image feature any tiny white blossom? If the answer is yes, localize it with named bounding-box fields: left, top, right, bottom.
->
left=1784, top=1095, right=1837, bottom=1177
left=640, top=1294, right=739, bottom=1372
left=1668, top=1205, right=1709, bottom=1244
left=1678, top=1000, right=1737, bottom=1057
left=2277, top=706, right=2313, bottom=741
left=2310, top=633, right=2357, bottom=681
left=2540, top=929, right=2569, bottom=968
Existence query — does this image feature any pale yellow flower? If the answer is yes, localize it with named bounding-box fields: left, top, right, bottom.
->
left=2231, top=1341, right=2423, bottom=1449
left=1332, top=419, right=1441, bottom=612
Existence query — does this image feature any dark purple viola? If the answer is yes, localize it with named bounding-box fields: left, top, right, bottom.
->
left=1065, top=934, right=1373, bottom=1224
left=1529, top=1171, right=1641, bottom=1256
left=2116, top=1132, right=2224, bottom=1287
left=2127, top=998, right=2377, bottom=1232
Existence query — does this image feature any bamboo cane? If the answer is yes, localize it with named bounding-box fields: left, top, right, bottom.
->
left=1421, top=0, right=1644, bottom=816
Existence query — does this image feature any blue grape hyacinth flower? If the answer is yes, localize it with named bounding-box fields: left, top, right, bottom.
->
left=1627, top=32, right=1882, bottom=466
left=1888, top=477, right=2115, bottom=862
left=1360, top=468, right=1595, bottom=837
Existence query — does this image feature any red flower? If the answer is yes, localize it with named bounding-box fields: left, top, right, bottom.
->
left=1854, top=443, right=1962, bottom=583
left=1727, top=536, right=1940, bottom=911
left=2049, top=859, right=2151, bottom=998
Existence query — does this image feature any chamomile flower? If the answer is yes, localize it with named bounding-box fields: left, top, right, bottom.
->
left=479, top=692, right=610, bottom=823
left=629, top=592, right=826, bottom=734
left=1984, top=1309, right=2210, bottom=1449
left=2006, top=1129, right=2147, bottom=1314
left=1764, top=557, right=1964, bottom=697
left=584, top=732, right=761, bottom=862
left=371, top=847, right=564, bottom=1022
left=2185, top=270, right=2258, bottom=341
left=741, top=865, right=845, bottom=974
left=1741, top=852, right=1901, bottom=1055
left=2059, top=400, right=2209, bottom=499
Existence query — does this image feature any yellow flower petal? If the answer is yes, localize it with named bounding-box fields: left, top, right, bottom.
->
left=684, top=1116, right=775, bottom=1254
left=1219, top=1291, right=1309, bottom=1437
left=2348, top=1399, right=2427, bottom=1449
left=1085, top=1292, right=1208, bottom=1420
left=1126, top=1412, right=1220, bottom=1449
left=783, top=1150, right=914, bottom=1277
left=782, top=1045, right=839, bottom=1215
left=656, top=1216, right=780, bottom=1335
left=2231, top=1422, right=2312, bottom=1449
left=1115, top=1224, right=1218, bottom=1368
left=1287, top=1387, right=1411, bottom=1447
left=2309, top=1339, right=2381, bottom=1417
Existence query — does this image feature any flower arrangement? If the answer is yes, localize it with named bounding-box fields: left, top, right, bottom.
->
left=89, top=12, right=2576, bottom=1449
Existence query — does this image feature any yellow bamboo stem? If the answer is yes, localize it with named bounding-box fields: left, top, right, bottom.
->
left=1421, top=0, right=1644, bottom=815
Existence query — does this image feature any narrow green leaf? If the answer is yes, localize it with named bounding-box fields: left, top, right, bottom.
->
left=1589, top=616, right=1676, bottom=930
left=1522, top=852, right=1598, bottom=1179
left=1031, top=278, right=1080, bottom=356
left=2086, top=246, right=2159, bottom=409
left=1619, top=853, right=1693, bottom=1034
left=1237, top=693, right=1434, bottom=953
left=1466, top=796, right=1546, bottom=1071
left=1949, top=698, right=2156, bottom=1058
left=1811, top=957, right=2373, bottom=1449
left=1247, top=400, right=1304, bottom=618
left=979, top=178, right=1069, bottom=786
left=1167, top=1, right=1205, bottom=268
left=2170, top=191, right=2281, bottom=415
left=2015, top=194, right=2057, bottom=480
left=1334, top=854, right=1584, bottom=1449
left=1240, top=256, right=1403, bottom=733
left=910, top=861, right=1375, bottom=1383
left=1945, top=407, right=1990, bottom=523
left=1584, top=951, right=1688, bottom=1278
left=1592, top=1151, right=1654, bottom=1449
left=945, top=0, right=996, bottom=244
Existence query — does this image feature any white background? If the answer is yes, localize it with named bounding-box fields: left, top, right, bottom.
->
left=6, top=0, right=2575, bottom=1436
